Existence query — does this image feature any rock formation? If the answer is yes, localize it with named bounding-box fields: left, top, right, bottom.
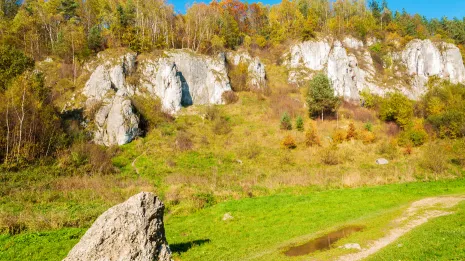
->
left=82, top=49, right=234, bottom=145
left=286, top=37, right=465, bottom=101
left=63, top=192, right=172, bottom=261
left=286, top=37, right=379, bottom=101
left=226, top=52, right=267, bottom=90
left=83, top=53, right=140, bottom=146
left=139, top=59, right=183, bottom=114
left=397, top=39, right=465, bottom=96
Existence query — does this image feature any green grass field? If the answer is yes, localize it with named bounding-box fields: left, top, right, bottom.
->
left=2, top=178, right=465, bottom=261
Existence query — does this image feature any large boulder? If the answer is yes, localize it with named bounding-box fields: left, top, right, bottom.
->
left=63, top=192, right=172, bottom=261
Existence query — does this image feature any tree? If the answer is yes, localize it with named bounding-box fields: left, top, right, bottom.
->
left=59, top=0, right=79, bottom=21
left=88, top=25, right=104, bottom=52
left=307, top=73, right=341, bottom=120
left=0, top=47, right=35, bottom=91
left=0, top=72, right=63, bottom=166
left=296, top=116, right=304, bottom=131
left=280, top=112, right=292, bottom=130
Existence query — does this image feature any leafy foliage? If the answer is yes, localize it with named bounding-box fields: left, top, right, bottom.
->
left=307, top=73, right=341, bottom=120
left=379, top=92, right=414, bottom=128
left=0, top=47, right=34, bottom=91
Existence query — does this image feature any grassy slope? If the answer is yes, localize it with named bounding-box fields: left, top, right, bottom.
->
left=3, top=179, right=463, bottom=261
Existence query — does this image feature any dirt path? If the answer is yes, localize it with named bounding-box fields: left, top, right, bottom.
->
left=337, top=196, right=465, bottom=261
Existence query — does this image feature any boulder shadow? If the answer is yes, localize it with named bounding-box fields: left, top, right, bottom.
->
left=170, top=239, right=211, bottom=254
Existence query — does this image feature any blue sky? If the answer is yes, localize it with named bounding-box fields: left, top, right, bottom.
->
left=168, top=0, right=465, bottom=19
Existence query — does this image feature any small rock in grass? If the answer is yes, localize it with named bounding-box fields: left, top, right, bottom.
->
left=376, top=158, right=389, bottom=165
left=222, top=213, right=234, bottom=221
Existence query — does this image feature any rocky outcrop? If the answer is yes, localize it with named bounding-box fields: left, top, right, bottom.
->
left=83, top=53, right=140, bottom=146
left=226, top=52, right=267, bottom=90
left=139, top=59, right=183, bottom=114
left=165, top=51, right=232, bottom=104
left=82, top=49, right=234, bottom=145
left=398, top=39, right=465, bottom=96
left=286, top=37, right=379, bottom=100
left=286, top=37, right=465, bottom=101
left=93, top=94, right=140, bottom=146
left=63, top=192, right=172, bottom=261
left=139, top=50, right=233, bottom=112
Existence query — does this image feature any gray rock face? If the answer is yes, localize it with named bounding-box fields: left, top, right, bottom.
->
left=226, top=52, right=267, bottom=90
left=286, top=37, right=465, bottom=101
left=139, top=50, right=233, bottom=111
left=93, top=94, right=140, bottom=146
left=63, top=192, right=172, bottom=261
left=83, top=53, right=140, bottom=146
left=398, top=39, right=465, bottom=97
left=140, top=59, right=183, bottom=114
left=166, top=50, right=232, bottom=105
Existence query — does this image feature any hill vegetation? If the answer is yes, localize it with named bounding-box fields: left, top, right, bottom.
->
left=1, top=0, right=465, bottom=260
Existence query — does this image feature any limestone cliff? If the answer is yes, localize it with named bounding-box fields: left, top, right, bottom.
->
left=81, top=49, right=235, bottom=146
left=285, top=37, right=465, bottom=101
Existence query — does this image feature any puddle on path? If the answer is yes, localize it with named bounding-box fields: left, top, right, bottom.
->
left=283, top=226, right=365, bottom=257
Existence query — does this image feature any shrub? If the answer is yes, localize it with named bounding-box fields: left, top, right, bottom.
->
left=131, top=96, right=171, bottom=131
left=320, top=145, right=342, bottom=165
left=398, top=119, right=428, bottom=147
left=346, top=122, right=357, bottom=140
left=228, top=62, right=249, bottom=92
left=270, top=92, right=302, bottom=118
left=243, top=143, right=261, bottom=159
left=360, top=89, right=380, bottom=109
left=421, top=142, right=449, bottom=173
left=296, top=116, right=304, bottom=131
left=305, top=122, right=321, bottom=147
left=360, top=130, right=376, bottom=144
left=377, top=139, right=398, bottom=159
left=280, top=112, right=292, bottom=130
left=204, top=106, right=220, bottom=121
left=422, top=80, right=465, bottom=138
left=282, top=135, right=297, bottom=149
left=212, top=117, right=232, bottom=135
left=364, top=122, right=373, bottom=132
left=379, top=92, right=414, bottom=128
left=385, top=122, right=401, bottom=137
left=175, top=131, right=193, bottom=151
left=58, top=142, right=116, bottom=175
left=332, top=129, right=347, bottom=144
left=194, top=192, right=216, bottom=209
left=222, top=91, right=239, bottom=104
